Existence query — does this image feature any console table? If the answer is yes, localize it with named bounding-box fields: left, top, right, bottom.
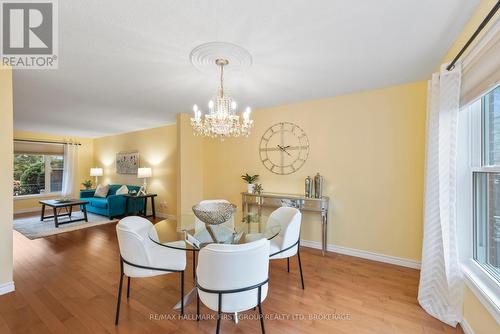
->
left=241, top=192, right=330, bottom=255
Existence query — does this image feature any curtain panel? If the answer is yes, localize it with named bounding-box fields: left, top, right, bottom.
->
left=418, top=64, right=463, bottom=327
left=61, top=144, right=79, bottom=197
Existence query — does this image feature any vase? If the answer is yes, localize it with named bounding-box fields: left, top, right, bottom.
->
left=314, top=173, right=323, bottom=198
left=247, top=183, right=255, bottom=194
left=305, top=176, right=313, bottom=198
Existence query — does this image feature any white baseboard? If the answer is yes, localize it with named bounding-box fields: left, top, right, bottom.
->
left=460, top=319, right=474, bottom=334
left=14, top=207, right=40, bottom=214
left=300, top=239, right=421, bottom=270
left=0, top=281, right=15, bottom=295
left=146, top=210, right=176, bottom=221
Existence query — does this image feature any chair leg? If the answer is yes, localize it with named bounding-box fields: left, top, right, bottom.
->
left=196, top=291, right=200, bottom=321
left=258, top=303, right=265, bottom=334
left=126, top=277, right=131, bottom=299
left=115, top=262, right=124, bottom=325
left=180, top=271, right=184, bottom=316
left=216, top=293, right=222, bottom=334
left=192, top=251, right=196, bottom=280
left=287, top=258, right=290, bottom=273
left=258, top=286, right=265, bottom=334
left=297, top=249, right=305, bottom=290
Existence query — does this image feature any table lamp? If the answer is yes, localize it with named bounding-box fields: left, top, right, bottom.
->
left=90, top=167, right=103, bottom=187
left=137, top=167, right=152, bottom=193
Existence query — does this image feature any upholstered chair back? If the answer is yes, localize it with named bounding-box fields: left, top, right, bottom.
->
left=197, top=238, right=270, bottom=313
left=116, top=216, right=156, bottom=277
left=268, top=207, right=302, bottom=258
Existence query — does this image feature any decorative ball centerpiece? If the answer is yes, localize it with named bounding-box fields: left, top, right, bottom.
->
left=192, top=202, right=236, bottom=225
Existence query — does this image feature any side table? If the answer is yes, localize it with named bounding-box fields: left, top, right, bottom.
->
left=124, top=193, right=157, bottom=219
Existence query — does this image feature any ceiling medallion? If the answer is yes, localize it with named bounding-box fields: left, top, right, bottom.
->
left=191, top=57, right=253, bottom=139
left=189, top=42, right=252, bottom=74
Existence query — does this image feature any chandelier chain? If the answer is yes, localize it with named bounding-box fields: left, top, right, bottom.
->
left=219, top=62, right=224, bottom=97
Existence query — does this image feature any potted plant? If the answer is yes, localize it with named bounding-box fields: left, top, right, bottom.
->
left=253, top=183, right=263, bottom=194
left=82, top=180, right=93, bottom=190
left=241, top=173, right=259, bottom=193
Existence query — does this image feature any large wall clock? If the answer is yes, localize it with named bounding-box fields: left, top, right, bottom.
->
left=259, top=122, right=310, bottom=175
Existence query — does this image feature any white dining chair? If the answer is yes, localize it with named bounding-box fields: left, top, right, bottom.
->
left=115, top=216, right=186, bottom=325
left=196, top=238, right=270, bottom=334
left=192, top=199, right=235, bottom=279
left=268, top=207, right=304, bottom=289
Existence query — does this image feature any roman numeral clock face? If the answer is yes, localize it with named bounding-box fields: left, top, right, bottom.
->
left=259, top=122, right=310, bottom=175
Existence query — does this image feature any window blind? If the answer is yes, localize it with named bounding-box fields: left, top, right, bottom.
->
left=14, top=141, right=64, bottom=155
left=461, top=18, right=500, bottom=106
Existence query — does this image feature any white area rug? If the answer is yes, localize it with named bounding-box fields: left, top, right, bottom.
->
left=14, top=212, right=118, bottom=239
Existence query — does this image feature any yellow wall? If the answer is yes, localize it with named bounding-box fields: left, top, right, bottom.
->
left=176, top=113, right=204, bottom=228
left=0, top=67, right=14, bottom=288
left=463, top=286, right=500, bottom=334
left=93, top=124, right=177, bottom=217
left=441, top=0, right=500, bottom=331
left=202, top=80, right=427, bottom=261
left=13, top=130, right=94, bottom=213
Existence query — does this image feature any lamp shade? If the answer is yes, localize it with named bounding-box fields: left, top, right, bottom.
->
left=137, top=167, right=152, bottom=178
left=90, top=168, right=103, bottom=177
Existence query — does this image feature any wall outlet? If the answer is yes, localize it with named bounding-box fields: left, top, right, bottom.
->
left=159, top=201, right=167, bottom=209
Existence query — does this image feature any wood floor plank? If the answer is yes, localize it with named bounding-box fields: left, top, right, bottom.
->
left=1, top=214, right=465, bottom=334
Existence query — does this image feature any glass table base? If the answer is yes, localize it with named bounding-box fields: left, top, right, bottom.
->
left=173, top=287, right=197, bottom=310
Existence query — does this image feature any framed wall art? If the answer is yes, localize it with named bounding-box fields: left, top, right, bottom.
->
left=116, top=151, right=139, bottom=174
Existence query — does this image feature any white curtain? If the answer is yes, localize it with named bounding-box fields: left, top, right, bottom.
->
left=61, top=143, right=79, bottom=197
left=418, top=64, right=463, bottom=327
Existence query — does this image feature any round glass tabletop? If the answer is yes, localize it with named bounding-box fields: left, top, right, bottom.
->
left=149, top=212, right=281, bottom=251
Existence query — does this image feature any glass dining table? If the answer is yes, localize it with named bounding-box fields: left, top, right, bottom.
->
left=148, top=212, right=281, bottom=311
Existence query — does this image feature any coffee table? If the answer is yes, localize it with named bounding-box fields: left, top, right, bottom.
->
left=39, top=199, right=89, bottom=228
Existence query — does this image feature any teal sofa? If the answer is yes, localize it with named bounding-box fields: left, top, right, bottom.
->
left=80, top=184, right=144, bottom=219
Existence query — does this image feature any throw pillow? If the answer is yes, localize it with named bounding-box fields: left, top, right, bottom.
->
left=116, top=185, right=129, bottom=195
left=94, top=184, right=109, bottom=198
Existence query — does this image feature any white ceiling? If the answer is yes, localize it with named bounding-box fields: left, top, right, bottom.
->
left=13, top=0, right=479, bottom=137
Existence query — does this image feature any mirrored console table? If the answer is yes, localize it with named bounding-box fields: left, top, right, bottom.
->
left=241, top=192, right=330, bottom=255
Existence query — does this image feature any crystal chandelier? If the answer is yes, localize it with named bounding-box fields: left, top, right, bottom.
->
left=191, top=59, right=253, bottom=139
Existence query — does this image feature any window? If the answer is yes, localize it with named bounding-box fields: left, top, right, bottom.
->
left=472, top=85, right=500, bottom=283
left=13, top=153, right=64, bottom=196
left=482, top=86, right=500, bottom=166
left=473, top=172, right=500, bottom=281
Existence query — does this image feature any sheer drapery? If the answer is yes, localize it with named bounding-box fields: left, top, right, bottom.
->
left=61, top=143, right=78, bottom=197
left=418, top=64, right=463, bottom=327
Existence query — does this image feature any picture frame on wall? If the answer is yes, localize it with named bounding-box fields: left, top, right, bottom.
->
left=116, top=151, right=139, bottom=174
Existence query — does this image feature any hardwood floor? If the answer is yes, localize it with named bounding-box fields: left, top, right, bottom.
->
left=1, top=215, right=464, bottom=334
